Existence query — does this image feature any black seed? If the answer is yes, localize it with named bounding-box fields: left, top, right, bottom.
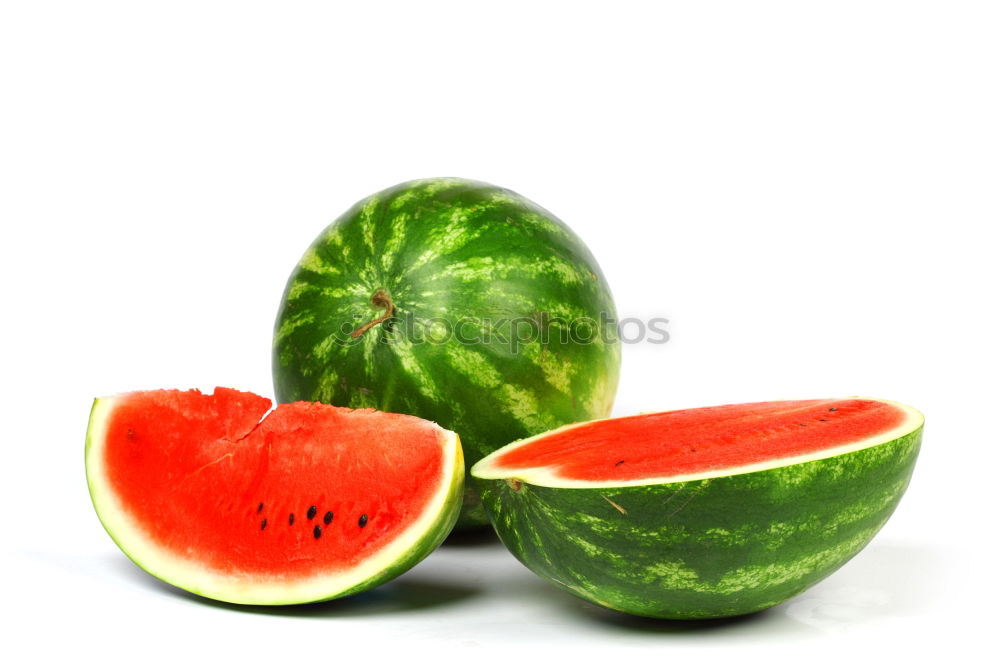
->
left=615, top=460, right=624, bottom=466
left=690, top=448, right=697, bottom=452
left=324, top=511, right=333, bottom=525
left=307, top=506, right=317, bottom=520
left=798, top=423, right=807, bottom=427
left=257, top=503, right=264, bottom=513
left=358, top=514, right=368, bottom=528
left=820, top=418, right=828, bottom=422
left=829, top=407, right=838, bottom=412
left=260, top=518, right=267, bottom=530
left=313, top=525, right=322, bottom=539
left=288, top=513, right=295, bottom=526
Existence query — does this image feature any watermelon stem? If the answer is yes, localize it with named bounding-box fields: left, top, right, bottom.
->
left=350, top=289, right=395, bottom=339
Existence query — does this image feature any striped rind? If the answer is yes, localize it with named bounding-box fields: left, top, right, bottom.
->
left=273, top=178, right=621, bottom=527
left=85, top=395, right=465, bottom=605
left=473, top=416, right=922, bottom=619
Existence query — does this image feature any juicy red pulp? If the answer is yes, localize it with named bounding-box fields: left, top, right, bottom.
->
left=492, top=399, right=907, bottom=482
left=103, top=388, right=446, bottom=577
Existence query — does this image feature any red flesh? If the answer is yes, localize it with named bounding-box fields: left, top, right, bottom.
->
left=102, top=388, right=446, bottom=577
left=492, top=399, right=906, bottom=481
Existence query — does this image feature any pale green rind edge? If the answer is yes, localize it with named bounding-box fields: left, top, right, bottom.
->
left=85, top=397, right=464, bottom=605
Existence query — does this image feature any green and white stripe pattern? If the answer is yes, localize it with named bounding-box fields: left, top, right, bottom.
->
left=273, top=178, right=621, bottom=527
left=472, top=406, right=923, bottom=619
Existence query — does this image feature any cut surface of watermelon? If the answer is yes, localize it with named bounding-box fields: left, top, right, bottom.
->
left=86, top=388, right=463, bottom=605
left=474, top=398, right=920, bottom=486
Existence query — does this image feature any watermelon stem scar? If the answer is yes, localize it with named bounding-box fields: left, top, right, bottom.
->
left=350, top=289, right=395, bottom=339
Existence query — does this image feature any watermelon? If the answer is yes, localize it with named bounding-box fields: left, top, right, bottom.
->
left=273, top=178, right=621, bottom=528
left=472, top=398, right=923, bottom=619
left=85, top=388, right=463, bottom=605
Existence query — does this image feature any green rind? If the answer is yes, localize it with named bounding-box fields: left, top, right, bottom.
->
left=86, top=397, right=465, bottom=605
left=474, top=425, right=922, bottom=619
left=273, top=178, right=621, bottom=528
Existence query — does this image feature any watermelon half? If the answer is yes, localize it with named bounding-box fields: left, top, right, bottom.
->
left=472, top=398, right=923, bottom=619
left=85, top=388, right=464, bottom=605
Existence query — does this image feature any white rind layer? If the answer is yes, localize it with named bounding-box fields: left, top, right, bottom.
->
left=471, top=397, right=924, bottom=489
left=85, top=394, right=463, bottom=605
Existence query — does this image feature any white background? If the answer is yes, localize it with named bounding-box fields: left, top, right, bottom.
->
left=2, top=1, right=997, bottom=662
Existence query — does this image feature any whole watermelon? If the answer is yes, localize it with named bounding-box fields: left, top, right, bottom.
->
left=273, top=178, right=621, bottom=528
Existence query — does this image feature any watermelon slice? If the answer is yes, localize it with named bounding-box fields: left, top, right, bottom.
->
left=85, top=388, right=463, bottom=605
left=472, top=398, right=923, bottom=619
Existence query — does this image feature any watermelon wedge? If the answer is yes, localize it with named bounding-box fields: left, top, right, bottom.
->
left=85, top=388, right=463, bottom=605
left=472, top=398, right=923, bottom=619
